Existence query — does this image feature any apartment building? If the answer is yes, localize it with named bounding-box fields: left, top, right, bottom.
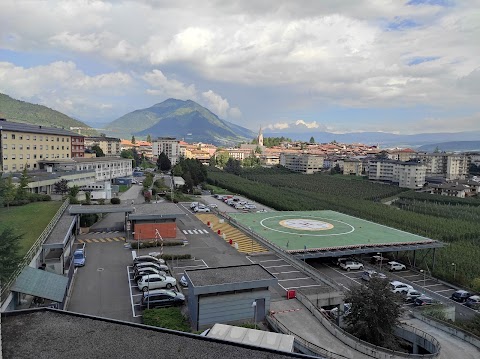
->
left=225, top=148, right=254, bottom=161
left=388, top=148, right=417, bottom=162
left=152, top=137, right=181, bottom=165
left=280, top=153, right=325, bottom=174
left=0, top=119, right=82, bottom=172
left=416, top=153, right=468, bottom=180
left=71, top=135, right=85, bottom=158
left=343, top=159, right=363, bottom=176
left=368, top=159, right=426, bottom=188
left=84, top=136, right=121, bottom=157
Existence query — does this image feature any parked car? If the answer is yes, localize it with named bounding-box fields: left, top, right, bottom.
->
left=133, top=255, right=165, bottom=265
left=140, top=289, right=185, bottom=309
left=134, top=261, right=169, bottom=273
left=390, top=281, right=413, bottom=294
left=133, top=267, right=167, bottom=281
left=190, top=202, right=199, bottom=209
left=244, top=203, right=257, bottom=209
left=208, top=203, right=218, bottom=208
left=414, top=295, right=439, bottom=306
left=370, top=255, right=389, bottom=264
left=194, top=206, right=211, bottom=213
left=465, top=295, right=480, bottom=310
left=180, top=275, right=188, bottom=287
left=137, top=273, right=177, bottom=292
left=361, top=270, right=387, bottom=281
left=336, top=257, right=355, bottom=267
left=234, top=203, right=244, bottom=210
left=256, top=209, right=268, bottom=213
left=451, top=290, right=472, bottom=303
left=340, top=261, right=364, bottom=271
left=73, top=244, right=86, bottom=267
left=329, top=303, right=352, bottom=318
left=404, top=289, right=423, bottom=302
left=388, top=261, right=406, bottom=272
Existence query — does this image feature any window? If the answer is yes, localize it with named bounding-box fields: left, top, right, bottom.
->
left=33, top=136, right=36, bottom=140
left=11, top=144, right=15, bottom=150
left=33, top=154, right=37, bottom=159
left=62, top=138, right=65, bottom=142
left=57, top=137, right=59, bottom=142
left=40, top=145, right=43, bottom=150
left=40, top=136, right=43, bottom=141
left=19, top=154, right=23, bottom=159
left=11, top=134, right=15, bottom=139
left=26, top=135, right=29, bottom=140
left=19, top=144, right=23, bottom=150
left=46, top=137, right=49, bottom=141
left=62, top=146, right=64, bottom=150
left=20, top=164, right=24, bottom=170
left=3, top=155, right=7, bottom=160
left=45, top=154, right=49, bottom=158
left=40, top=154, right=43, bottom=159
left=27, top=154, right=30, bottom=159
left=3, top=165, right=7, bottom=171
left=66, top=138, right=69, bottom=142
left=33, top=145, right=37, bottom=150
left=12, top=164, right=16, bottom=170
left=26, top=145, right=30, bottom=150
left=2, top=144, right=6, bottom=150
left=51, top=145, right=54, bottom=150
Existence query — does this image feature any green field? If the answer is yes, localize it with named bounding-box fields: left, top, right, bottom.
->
left=230, top=210, right=433, bottom=251
left=0, top=201, right=62, bottom=255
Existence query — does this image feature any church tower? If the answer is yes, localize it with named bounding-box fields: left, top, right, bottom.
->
left=258, top=126, right=264, bottom=147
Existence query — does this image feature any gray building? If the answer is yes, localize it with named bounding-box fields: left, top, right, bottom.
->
left=184, top=264, right=278, bottom=331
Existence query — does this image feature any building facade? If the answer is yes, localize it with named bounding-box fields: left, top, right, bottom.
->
left=368, top=159, right=426, bottom=188
left=71, top=136, right=85, bottom=158
left=152, top=137, right=181, bottom=165
left=416, top=153, right=468, bottom=180
left=280, top=153, right=325, bottom=174
left=0, top=119, right=81, bottom=172
left=343, top=159, right=363, bottom=176
left=84, top=136, right=121, bottom=157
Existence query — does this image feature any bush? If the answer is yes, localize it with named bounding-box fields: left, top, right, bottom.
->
left=143, top=307, right=191, bottom=332
left=161, top=254, right=191, bottom=260
left=110, top=197, right=121, bottom=205
left=134, top=240, right=184, bottom=248
left=69, top=196, right=80, bottom=204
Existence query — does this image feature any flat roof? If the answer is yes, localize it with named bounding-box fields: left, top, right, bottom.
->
left=69, top=204, right=134, bottom=215
left=128, top=203, right=186, bottom=220
left=229, top=210, right=443, bottom=258
left=11, top=267, right=68, bottom=302
left=1, top=309, right=311, bottom=359
left=186, top=264, right=277, bottom=287
left=0, top=120, right=79, bottom=136
left=43, top=212, right=76, bottom=247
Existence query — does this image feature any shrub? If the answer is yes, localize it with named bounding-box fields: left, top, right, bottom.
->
left=134, top=240, right=184, bottom=249
left=161, top=254, right=191, bottom=260
left=142, top=308, right=191, bottom=332
left=69, top=196, right=80, bottom=204
left=110, top=197, right=121, bottom=205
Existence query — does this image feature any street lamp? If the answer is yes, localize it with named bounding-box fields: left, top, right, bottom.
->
left=420, top=269, right=426, bottom=287
left=452, top=263, right=456, bottom=280
left=252, top=301, right=257, bottom=329
left=377, top=252, right=382, bottom=272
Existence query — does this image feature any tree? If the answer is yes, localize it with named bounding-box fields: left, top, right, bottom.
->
left=131, top=135, right=136, bottom=144
left=54, top=179, right=69, bottom=195
left=215, top=151, right=230, bottom=168
left=375, top=150, right=389, bottom=160
left=69, top=185, right=80, bottom=198
left=330, top=163, right=342, bottom=175
left=225, top=158, right=242, bottom=175
left=91, top=144, right=105, bottom=157
left=146, top=134, right=151, bottom=143
left=309, top=136, right=315, bottom=144
left=156, top=152, right=172, bottom=172
left=254, top=146, right=262, bottom=154
left=1, top=175, right=17, bottom=209
left=17, top=168, right=30, bottom=200
left=209, top=156, right=216, bottom=167
left=0, top=227, right=23, bottom=283
left=344, top=278, right=403, bottom=348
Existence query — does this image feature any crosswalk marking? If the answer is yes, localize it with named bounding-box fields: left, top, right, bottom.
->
left=193, top=229, right=199, bottom=234
left=77, top=237, right=126, bottom=244
left=187, top=230, right=193, bottom=234
left=202, top=229, right=208, bottom=234
left=182, top=230, right=188, bottom=234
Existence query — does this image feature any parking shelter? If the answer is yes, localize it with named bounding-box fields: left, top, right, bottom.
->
left=184, top=264, right=278, bottom=331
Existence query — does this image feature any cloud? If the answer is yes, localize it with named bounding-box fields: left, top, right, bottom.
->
left=142, top=69, right=197, bottom=100
left=295, top=120, right=319, bottom=129
left=266, top=122, right=290, bottom=130
left=266, top=120, right=327, bottom=132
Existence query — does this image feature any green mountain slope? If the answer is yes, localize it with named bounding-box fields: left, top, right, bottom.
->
left=0, top=93, right=95, bottom=134
left=106, top=98, right=255, bottom=145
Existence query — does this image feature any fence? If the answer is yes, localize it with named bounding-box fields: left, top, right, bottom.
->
left=296, top=291, right=441, bottom=359
left=1, top=199, right=70, bottom=304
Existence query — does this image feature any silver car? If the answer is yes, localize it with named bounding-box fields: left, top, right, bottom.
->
left=137, top=273, right=177, bottom=292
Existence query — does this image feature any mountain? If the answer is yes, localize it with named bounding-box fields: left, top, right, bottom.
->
left=417, top=141, right=480, bottom=152
left=0, top=93, right=96, bottom=135
left=106, top=99, right=256, bottom=145
left=263, top=130, right=480, bottom=148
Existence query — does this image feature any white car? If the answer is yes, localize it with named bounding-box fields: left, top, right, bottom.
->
left=234, top=203, right=244, bottom=210
left=180, top=275, right=188, bottom=287
left=190, top=202, right=199, bottom=209
left=134, top=261, right=169, bottom=273
left=404, top=288, right=423, bottom=302
left=256, top=209, right=267, bottom=213
left=340, top=261, right=364, bottom=271
left=244, top=203, right=257, bottom=209
left=208, top=203, right=218, bottom=208
left=388, top=261, right=406, bottom=271
left=390, top=281, right=413, bottom=294
left=194, top=206, right=210, bottom=213
left=137, top=273, right=177, bottom=292
left=133, top=255, right=165, bottom=265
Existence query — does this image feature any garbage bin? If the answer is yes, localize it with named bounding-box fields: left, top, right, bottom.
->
left=287, top=290, right=296, bottom=299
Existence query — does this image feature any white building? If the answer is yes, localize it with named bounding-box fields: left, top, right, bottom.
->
left=368, top=159, right=426, bottom=189
left=280, top=153, right=325, bottom=174
left=152, top=137, right=181, bottom=165
left=416, top=153, right=468, bottom=180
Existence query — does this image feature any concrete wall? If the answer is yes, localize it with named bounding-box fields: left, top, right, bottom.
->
left=133, top=222, right=177, bottom=239
left=193, top=290, right=271, bottom=330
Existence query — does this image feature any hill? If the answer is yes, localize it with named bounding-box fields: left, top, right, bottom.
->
left=106, top=98, right=255, bottom=145
left=417, top=141, right=480, bottom=152
left=0, top=93, right=96, bottom=135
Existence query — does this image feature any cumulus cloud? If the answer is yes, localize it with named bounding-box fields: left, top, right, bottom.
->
left=142, top=69, right=197, bottom=100
left=266, top=120, right=327, bottom=132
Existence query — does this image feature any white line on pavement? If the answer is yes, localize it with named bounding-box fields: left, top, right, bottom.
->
left=278, top=277, right=311, bottom=282
left=187, top=230, right=193, bottom=234
left=271, top=270, right=301, bottom=275
left=202, top=229, right=209, bottom=234
left=263, top=264, right=291, bottom=269
left=435, top=289, right=455, bottom=293
left=182, top=230, right=188, bottom=234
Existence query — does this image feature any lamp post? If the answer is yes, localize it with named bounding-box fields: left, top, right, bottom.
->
left=420, top=269, right=426, bottom=287
left=377, top=252, right=382, bottom=272
left=452, top=263, right=456, bottom=280
left=252, top=301, right=257, bottom=329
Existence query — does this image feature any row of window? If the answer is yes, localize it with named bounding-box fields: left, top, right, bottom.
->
left=3, top=163, right=37, bottom=171
left=3, top=153, right=70, bottom=160
left=3, top=134, right=70, bottom=142
left=3, top=144, right=69, bottom=151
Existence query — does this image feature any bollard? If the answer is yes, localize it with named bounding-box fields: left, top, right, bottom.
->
left=217, top=229, right=221, bottom=235
left=229, top=238, right=233, bottom=245
left=234, top=242, right=238, bottom=250
left=207, top=221, right=210, bottom=226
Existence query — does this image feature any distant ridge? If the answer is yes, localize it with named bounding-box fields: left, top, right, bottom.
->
left=106, top=98, right=255, bottom=145
left=0, top=93, right=96, bottom=135
left=417, top=141, right=480, bottom=152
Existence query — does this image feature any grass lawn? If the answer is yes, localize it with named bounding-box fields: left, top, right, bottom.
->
left=142, top=307, right=191, bottom=332
left=118, top=184, right=129, bottom=192
left=0, top=201, right=63, bottom=256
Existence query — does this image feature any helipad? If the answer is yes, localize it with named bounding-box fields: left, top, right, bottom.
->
left=229, top=210, right=443, bottom=258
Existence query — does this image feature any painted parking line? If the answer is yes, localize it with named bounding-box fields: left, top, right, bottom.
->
left=127, top=266, right=142, bottom=318
left=278, top=277, right=311, bottom=282
left=271, top=270, right=301, bottom=275
left=402, top=274, right=422, bottom=279
left=280, top=284, right=325, bottom=290
left=202, top=229, right=209, bottom=234
left=435, top=289, right=455, bottom=293
left=424, top=284, right=445, bottom=288
left=256, top=259, right=286, bottom=263
left=263, top=264, right=291, bottom=269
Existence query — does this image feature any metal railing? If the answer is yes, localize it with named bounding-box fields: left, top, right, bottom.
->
left=1, top=198, right=70, bottom=303
left=296, top=291, right=441, bottom=359
left=267, top=314, right=348, bottom=359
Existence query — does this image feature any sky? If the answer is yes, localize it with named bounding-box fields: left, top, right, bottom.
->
left=0, top=0, right=479, bottom=135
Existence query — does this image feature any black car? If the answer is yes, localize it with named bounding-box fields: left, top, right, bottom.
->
left=414, top=296, right=438, bottom=306
left=451, top=290, right=471, bottom=303
left=140, top=289, right=185, bottom=309
left=465, top=295, right=480, bottom=310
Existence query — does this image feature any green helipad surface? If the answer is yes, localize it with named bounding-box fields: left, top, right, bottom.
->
left=229, top=210, right=434, bottom=253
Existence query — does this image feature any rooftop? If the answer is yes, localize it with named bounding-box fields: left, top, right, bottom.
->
left=1, top=309, right=311, bottom=359
left=0, top=119, right=80, bottom=137
left=128, top=203, right=187, bottom=220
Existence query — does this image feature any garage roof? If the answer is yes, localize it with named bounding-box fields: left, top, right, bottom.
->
left=11, top=266, right=68, bottom=302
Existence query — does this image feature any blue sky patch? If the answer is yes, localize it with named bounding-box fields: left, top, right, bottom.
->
left=386, top=18, right=418, bottom=31
left=407, top=0, right=453, bottom=6
left=407, top=56, right=440, bottom=65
